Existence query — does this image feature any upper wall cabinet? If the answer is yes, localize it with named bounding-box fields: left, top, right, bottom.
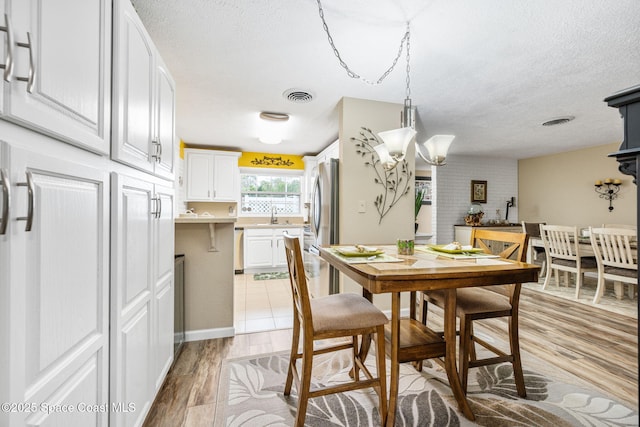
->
left=112, top=0, right=176, bottom=181
left=184, top=148, right=240, bottom=202
left=0, top=0, right=112, bottom=155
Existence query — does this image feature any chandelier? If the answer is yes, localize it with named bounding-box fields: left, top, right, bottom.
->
left=316, top=0, right=455, bottom=170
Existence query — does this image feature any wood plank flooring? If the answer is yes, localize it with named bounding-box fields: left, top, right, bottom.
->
left=143, top=287, right=638, bottom=426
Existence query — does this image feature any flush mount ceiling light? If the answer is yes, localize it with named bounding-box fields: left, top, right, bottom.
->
left=315, top=0, right=454, bottom=170
left=542, top=115, right=575, bottom=126
left=258, top=111, right=290, bottom=144
left=259, top=112, right=290, bottom=122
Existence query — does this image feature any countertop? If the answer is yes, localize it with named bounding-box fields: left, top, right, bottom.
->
left=174, top=216, right=237, bottom=224
left=241, top=223, right=304, bottom=229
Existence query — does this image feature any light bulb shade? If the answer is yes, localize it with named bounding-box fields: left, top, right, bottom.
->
left=377, top=127, right=416, bottom=159
left=418, top=135, right=455, bottom=166
left=373, top=144, right=398, bottom=170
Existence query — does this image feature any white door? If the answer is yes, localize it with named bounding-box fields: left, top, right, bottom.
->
left=186, top=151, right=213, bottom=201
left=153, top=61, right=176, bottom=180
left=4, top=0, right=111, bottom=154
left=213, top=154, right=239, bottom=201
left=152, top=183, right=174, bottom=390
left=1, top=142, right=109, bottom=427
left=110, top=173, right=154, bottom=427
left=112, top=0, right=154, bottom=173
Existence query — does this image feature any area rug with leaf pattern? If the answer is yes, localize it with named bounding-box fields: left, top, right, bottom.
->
left=214, top=349, right=637, bottom=426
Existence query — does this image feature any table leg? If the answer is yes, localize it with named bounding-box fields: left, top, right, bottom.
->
left=385, top=292, right=401, bottom=427
left=443, top=289, right=475, bottom=420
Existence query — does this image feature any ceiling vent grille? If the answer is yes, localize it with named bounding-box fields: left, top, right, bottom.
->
left=283, top=88, right=314, bottom=103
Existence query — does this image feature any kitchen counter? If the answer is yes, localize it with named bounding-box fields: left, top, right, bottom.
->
left=175, top=216, right=237, bottom=224
left=242, top=223, right=304, bottom=229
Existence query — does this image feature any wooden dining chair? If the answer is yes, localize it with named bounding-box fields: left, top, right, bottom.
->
left=589, top=227, right=638, bottom=304
left=522, top=221, right=547, bottom=277
left=420, top=229, right=530, bottom=397
left=539, top=224, right=598, bottom=299
left=282, top=234, right=388, bottom=427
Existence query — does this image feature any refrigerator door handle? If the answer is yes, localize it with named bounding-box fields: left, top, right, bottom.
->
left=310, top=172, right=321, bottom=240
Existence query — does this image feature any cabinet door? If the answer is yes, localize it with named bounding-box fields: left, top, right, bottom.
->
left=153, top=61, right=176, bottom=180
left=112, top=0, right=154, bottom=174
left=1, top=142, right=109, bottom=427
left=111, top=173, right=154, bottom=427
left=185, top=150, right=213, bottom=201
left=4, top=0, right=111, bottom=155
left=213, top=154, right=239, bottom=201
left=245, top=236, right=274, bottom=268
left=152, top=183, right=174, bottom=390
left=274, top=235, right=288, bottom=267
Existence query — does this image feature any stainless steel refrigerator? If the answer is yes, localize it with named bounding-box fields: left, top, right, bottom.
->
left=304, top=158, right=340, bottom=296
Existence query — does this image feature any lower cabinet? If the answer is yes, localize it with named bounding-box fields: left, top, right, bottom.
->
left=110, top=173, right=174, bottom=427
left=244, top=227, right=302, bottom=269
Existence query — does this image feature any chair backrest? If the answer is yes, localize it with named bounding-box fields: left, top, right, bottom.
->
left=471, top=228, right=529, bottom=262
left=521, top=221, right=545, bottom=238
left=283, top=233, right=313, bottom=330
left=539, top=224, right=583, bottom=261
left=469, top=229, right=529, bottom=300
left=589, top=227, right=638, bottom=271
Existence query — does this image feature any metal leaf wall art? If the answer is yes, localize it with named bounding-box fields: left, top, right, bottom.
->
left=351, top=127, right=413, bottom=224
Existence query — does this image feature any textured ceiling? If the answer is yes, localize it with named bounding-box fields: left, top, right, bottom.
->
left=130, top=0, right=640, bottom=161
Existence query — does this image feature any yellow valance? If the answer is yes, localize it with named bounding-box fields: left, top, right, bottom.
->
left=239, top=152, right=304, bottom=169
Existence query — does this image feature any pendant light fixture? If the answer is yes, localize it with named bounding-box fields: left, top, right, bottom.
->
left=315, top=0, right=454, bottom=169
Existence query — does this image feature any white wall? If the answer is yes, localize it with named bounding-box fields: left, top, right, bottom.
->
left=435, top=155, right=519, bottom=244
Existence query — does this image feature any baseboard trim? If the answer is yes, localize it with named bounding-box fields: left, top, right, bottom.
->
left=185, top=327, right=235, bottom=342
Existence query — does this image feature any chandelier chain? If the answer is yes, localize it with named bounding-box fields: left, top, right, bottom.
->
left=316, top=0, right=410, bottom=86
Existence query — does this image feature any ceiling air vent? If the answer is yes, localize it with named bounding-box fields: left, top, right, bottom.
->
left=283, top=88, right=314, bottom=104
left=542, top=116, right=575, bottom=126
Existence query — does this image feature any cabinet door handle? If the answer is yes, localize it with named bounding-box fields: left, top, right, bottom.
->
left=151, top=196, right=160, bottom=219
left=16, top=32, right=34, bottom=94
left=16, top=170, right=34, bottom=232
left=0, top=14, right=15, bottom=82
left=0, top=168, right=10, bottom=235
left=151, top=140, right=162, bottom=162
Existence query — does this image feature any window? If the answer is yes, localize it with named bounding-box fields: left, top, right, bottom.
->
left=240, top=172, right=302, bottom=215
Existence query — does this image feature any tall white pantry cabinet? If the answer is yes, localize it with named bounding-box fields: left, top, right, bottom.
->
left=0, top=1, right=176, bottom=427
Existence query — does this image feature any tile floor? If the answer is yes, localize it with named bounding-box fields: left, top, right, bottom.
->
left=234, top=273, right=294, bottom=334
left=234, top=271, right=638, bottom=335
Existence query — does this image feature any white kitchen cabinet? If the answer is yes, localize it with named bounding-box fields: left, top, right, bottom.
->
left=184, top=148, right=240, bottom=202
left=110, top=173, right=174, bottom=427
left=244, top=227, right=302, bottom=270
left=303, top=156, right=318, bottom=204
left=112, top=0, right=176, bottom=180
left=0, top=140, right=109, bottom=427
left=0, top=0, right=112, bottom=155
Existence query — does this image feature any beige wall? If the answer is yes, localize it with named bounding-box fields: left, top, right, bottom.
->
left=175, top=222, right=235, bottom=336
left=338, top=97, right=415, bottom=310
left=519, top=143, right=636, bottom=227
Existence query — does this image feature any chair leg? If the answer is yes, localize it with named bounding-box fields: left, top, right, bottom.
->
left=509, top=315, right=526, bottom=398
left=294, top=335, right=314, bottom=427
left=542, top=267, right=552, bottom=289
left=352, top=335, right=360, bottom=382
left=375, top=326, right=388, bottom=424
left=575, top=272, right=583, bottom=299
left=459, top=315, right=472, bottom=394
left=468, top=322, right=477, bottom=362
left=284, top=317, right=301, bottom=396
left=592, top=272, right=605, bottom=304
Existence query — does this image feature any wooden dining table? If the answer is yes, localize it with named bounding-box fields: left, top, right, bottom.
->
left=320, top=244, right=540, bottom=426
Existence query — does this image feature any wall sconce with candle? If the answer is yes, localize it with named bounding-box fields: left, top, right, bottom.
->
left=594, top=178, right=622, bottom=211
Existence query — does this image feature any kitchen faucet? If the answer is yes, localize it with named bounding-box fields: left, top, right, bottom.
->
left=270, top=206, right=278, bottom=224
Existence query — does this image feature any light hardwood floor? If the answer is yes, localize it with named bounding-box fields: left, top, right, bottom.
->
left=143, top=286, right=638, bottom=426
